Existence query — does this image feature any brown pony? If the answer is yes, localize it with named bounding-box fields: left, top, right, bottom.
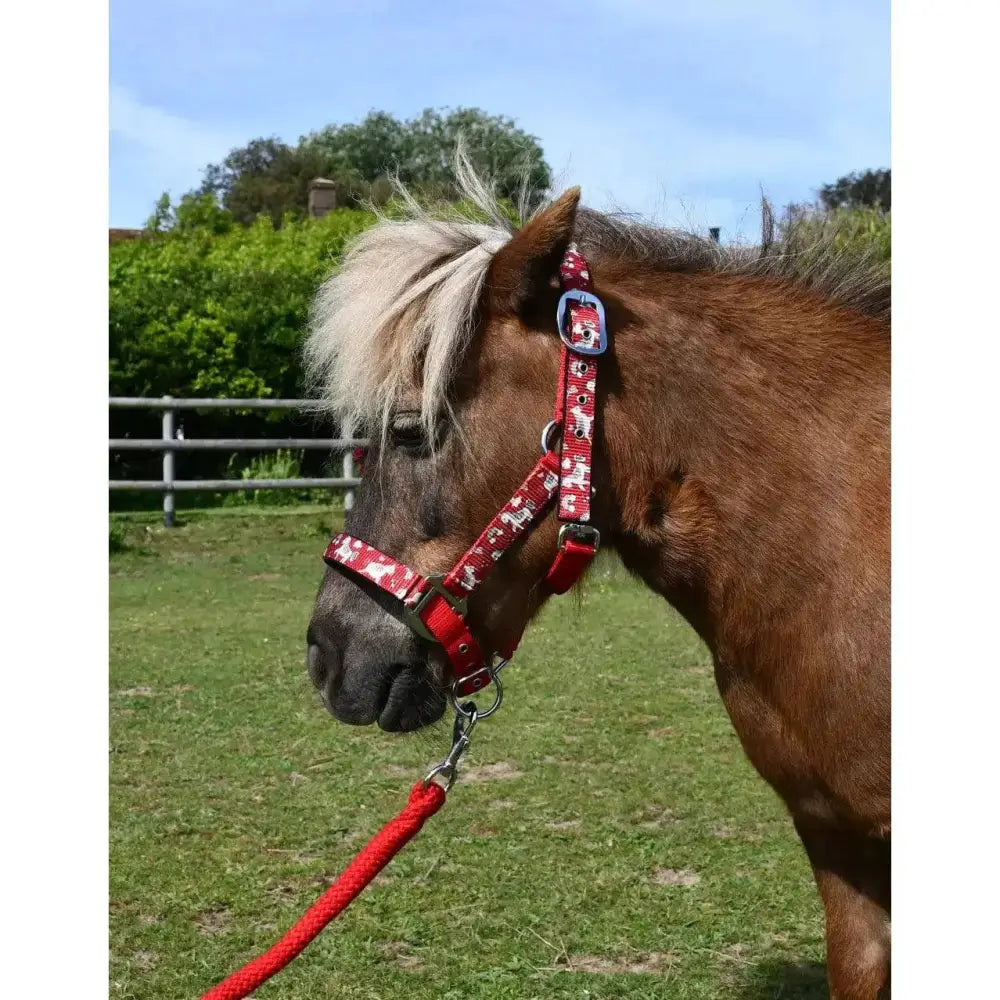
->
left=304, top=167, right=890, bottom=999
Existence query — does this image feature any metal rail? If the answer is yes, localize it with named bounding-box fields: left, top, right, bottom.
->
left=110, top=478, right=358, bottom=492
left=109, top=397, right=364, bottom=526
left=109, top=397, right=326, bottom=410
left=109, top=439, right=368, bottom=451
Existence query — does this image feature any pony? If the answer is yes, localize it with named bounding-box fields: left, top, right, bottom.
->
left=304, top=162, right=890, bottom=999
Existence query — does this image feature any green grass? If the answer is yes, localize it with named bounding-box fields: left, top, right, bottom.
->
left=110, top=509, right=826, bottom=999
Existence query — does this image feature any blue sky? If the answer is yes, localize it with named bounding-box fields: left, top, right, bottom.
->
left=110, top=0, right=888, bottom=241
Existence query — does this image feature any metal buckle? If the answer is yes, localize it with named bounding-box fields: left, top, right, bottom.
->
left=402, top=574, right=468, bottom=643
left=556, top=289, right=608, bottom=355
left=558, top=522, right=601, bottom=551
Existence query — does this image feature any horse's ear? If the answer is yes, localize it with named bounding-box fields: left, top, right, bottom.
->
left=487, top=186, right=581, bottom=316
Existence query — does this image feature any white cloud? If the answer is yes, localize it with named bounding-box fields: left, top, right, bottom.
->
left=110, top=85, right=241, bottom=173
left=109, top=85, right=247, bottom=224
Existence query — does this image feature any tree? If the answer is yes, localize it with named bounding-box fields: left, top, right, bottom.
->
left=304, top=107, right=551, bottom=208
left=145, top=191, right=235, bottom=235
left=197, top=137, right=334, bottom=227
left=778, top=166, right=891, bottom=271
left=193, top=108, right=552, bottom=226
left=819, top=169, right=891, bottom=213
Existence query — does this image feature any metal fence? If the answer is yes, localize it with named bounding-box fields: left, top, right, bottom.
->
left=109, top=397, right=367, bottom=526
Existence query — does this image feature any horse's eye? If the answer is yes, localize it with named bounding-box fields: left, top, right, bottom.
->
left=389, top=413, right=427, bottom=452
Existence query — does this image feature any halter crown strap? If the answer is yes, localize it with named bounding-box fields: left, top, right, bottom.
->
left=555, top=245, right=603, bottom=525
left=323, top=246, right=608, bottom=695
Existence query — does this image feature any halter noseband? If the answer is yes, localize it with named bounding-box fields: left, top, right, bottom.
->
left=322, top=245, right=607, bottom=699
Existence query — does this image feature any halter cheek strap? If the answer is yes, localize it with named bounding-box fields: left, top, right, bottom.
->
left=323, top=244, right=607, bottom=697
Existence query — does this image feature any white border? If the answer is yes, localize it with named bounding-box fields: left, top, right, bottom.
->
left=893, top=1, right=1000, bottom=995
left=3, top=0, right=108, bottom=996
left=6, top=2, right=995, bottom=995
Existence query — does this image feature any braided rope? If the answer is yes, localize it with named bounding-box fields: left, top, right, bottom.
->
left=199, top=781, right=447, bottom=1000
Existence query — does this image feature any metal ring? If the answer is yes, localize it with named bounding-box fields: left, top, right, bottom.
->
left=451, top=669, right=503, bottom=720
left=540, top=420, right=560, bottom=455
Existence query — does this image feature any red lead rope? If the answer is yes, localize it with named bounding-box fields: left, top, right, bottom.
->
left=199, top=781, right=446, bottom=1000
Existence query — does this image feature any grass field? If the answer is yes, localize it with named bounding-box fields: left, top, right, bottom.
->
left=110, top=508, right=827, bottom=1000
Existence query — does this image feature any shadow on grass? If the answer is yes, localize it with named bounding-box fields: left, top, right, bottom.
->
left=735, top=960, right=828, bottom=1000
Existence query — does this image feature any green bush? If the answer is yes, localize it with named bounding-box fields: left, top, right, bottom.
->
left=781, top=204, right=891, bottom=263
left=221, top=450, right=336, bottom=507
left=110, top=207, right=375, bottom=401
left=109, top=520, right=129, bottom=553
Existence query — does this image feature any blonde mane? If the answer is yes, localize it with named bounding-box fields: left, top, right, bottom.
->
left=305, top=159, right=518, bottom=444
left=305, top=159, right=889, bottom=441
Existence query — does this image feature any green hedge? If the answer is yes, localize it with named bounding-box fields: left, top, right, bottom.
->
left=781, top=205, right=891, bottom=264
left=111, top=202, right=889, bottom=404
left=110, top=206, right=375, bottom=401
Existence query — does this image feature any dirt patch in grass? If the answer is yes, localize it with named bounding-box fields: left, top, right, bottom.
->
left=195, top=905, right=231, bottom=935
left=248, top=573, right=284, bottom=581
left=546, top=819, right=582, bottom=830
left=559, top=951, right=675, bottom=974
left=719, top=942, right=749, bottom=963
left=378, top=941, right=425, bottom=972
left=131, top=949, right=158, bottom=971
left=651, top=867, right=701, bottom=886
left=461, top=761, right=523, bottom=783
left=268, top=880, right=301, bottom=903
left=468, top=824, right=499, bottom=838
left=647, top=726, right=674, bottom=739
left=635, top=804, right=677, bottom=829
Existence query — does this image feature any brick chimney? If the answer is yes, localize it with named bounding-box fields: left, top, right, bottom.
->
left=308, top=178, right=338, bottom=219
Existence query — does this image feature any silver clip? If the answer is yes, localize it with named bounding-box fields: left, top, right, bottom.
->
left=422, top=704, right=479, bottom=791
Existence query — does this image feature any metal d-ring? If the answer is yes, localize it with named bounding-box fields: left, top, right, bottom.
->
left=540, top=420, right=560, bottom=455
left=451, top=663, right=504, bottom=720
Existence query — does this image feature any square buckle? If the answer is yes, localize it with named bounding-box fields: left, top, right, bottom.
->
left=558, top=522, right=600, bottom=551
left=402, top=574, right=468, bottom=643
left=556, top=289, right=608, bottom=355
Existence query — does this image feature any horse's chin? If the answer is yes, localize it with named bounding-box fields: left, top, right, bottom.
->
left=376, top=663, right=447, bottom=732
left=323, top=659, right=446, bottom=733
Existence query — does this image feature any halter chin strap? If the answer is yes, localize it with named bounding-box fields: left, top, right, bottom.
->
left=323, top=244, right=607, bottom=697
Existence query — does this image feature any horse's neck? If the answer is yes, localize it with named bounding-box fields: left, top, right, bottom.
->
left=602, top=271, right=889, bottom=658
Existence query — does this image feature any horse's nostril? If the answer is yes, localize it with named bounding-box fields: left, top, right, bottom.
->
left=310, top=641, right=346, bottom=697
left=307, top=643, right=326, bottom=687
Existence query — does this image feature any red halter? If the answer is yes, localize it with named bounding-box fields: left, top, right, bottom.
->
left=323, top=245, right=606, bottom=697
